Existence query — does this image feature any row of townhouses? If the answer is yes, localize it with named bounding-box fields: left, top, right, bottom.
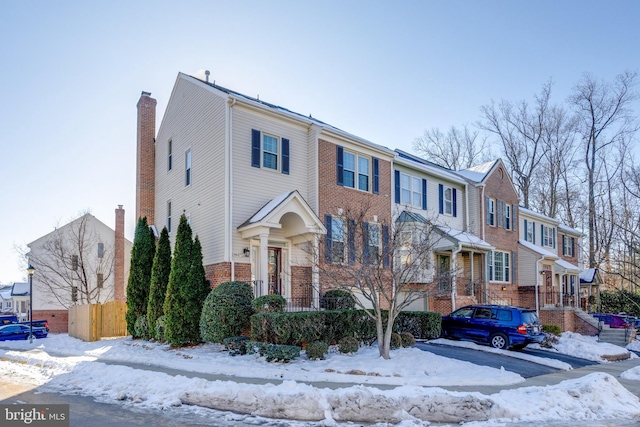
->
left=134, top=72, right=602, bottom=333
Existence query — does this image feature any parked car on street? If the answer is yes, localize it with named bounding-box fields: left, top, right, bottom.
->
left=441, top=304, right=544, bottom=350
left=0, top=324, right=48, bottom=341
left=591, top=313, right=629, bottom=329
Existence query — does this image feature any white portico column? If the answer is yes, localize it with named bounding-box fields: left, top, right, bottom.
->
left=260, top=233, right=269, bottom=296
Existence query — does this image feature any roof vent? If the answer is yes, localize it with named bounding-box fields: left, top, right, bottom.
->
left=205, top=70, right=210, bottom=83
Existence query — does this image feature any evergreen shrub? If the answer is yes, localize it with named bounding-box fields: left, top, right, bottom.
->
left=390, top=332, right=402, bottom=349
left=134, top=315, right=150, bottom=341
left=400, top=332, right=416, bottom=347
left=252, top=295, right=286, bottom=313
left=200, top=281, right=254, bottom=343
left=306, top=341, right=329, bottom=360
left=155, top=316, right=166, bottom=343
left=223, top=336, right=250, bottom=356
left=542, top=324, right=562, bottom=335
left=320, top=289, right=356, bottom=310
left=338, top=336, right=359, bottom=354
left=394, top=311, right=442, bottom=339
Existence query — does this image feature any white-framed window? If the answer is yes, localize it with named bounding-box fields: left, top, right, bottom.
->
left=443, top=186, right=453, bottom=215
left=167, top=200, right=172, bottom=233
left=543, top=225, right=555, bottom=248
left=366, top=223, right=380, bottom=264
left=488, top=198, right=495, bottom=225
left=97, top=243, right=104, bottom=258
left=262, top=133, right=279, bottom=170
left=526, top=221, right=534, bottom=243
left=331, top=217, right=346, bottom=264
left=563, top=235, right=575, bottom=257
left=489, top=250, right=510, bottom=282
left=342, top=151, right=370, bottom=191
left=168, top=139, right=173, bottom=171
left=185, top=149, right=192, bottom=186
left=400, top=173, right=423, bottom=208
left=504, top=204, right=511, bottom=230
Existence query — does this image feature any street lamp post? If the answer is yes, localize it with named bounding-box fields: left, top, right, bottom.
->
left=27, top=265, right=35, bottom=343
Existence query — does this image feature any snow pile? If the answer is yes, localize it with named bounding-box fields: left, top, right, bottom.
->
left=530, top=331, right=635, bottom=362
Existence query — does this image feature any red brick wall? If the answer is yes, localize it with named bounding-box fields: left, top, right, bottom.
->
left=136, top=92, right=157, bottom=224
left=518, top=286, right=538, bottom=309
left=291, top=266, right=312, bottom=300
left=317, top=138, right=392, bottom=290
left=32, top=309, right=68, bottom=334
left=204, top=262, right=252, bottom=288
left=114, top=205, right=126, bottom=302
left=539, top=307, right=598, bottom=336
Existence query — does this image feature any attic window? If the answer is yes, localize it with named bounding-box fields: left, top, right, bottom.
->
left=498, top=168, right=504, bottom=179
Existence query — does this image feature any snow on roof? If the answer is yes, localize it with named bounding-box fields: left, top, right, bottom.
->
left=518, top=239, right=559, bottom=259
left=558, top=223, right=583, bottom=236
left=436, top=226, right=494, bottom=250
left=555, top=258, right=580, bottom=273
left=0, top=288, right=12, bottom=300
left=393, top=150, right=468, bottom=184
left=11, top=282, right=29, bottom=296
left=580, top=268, right=599, bottom=283
left=457, top=160, right=497, bottom=182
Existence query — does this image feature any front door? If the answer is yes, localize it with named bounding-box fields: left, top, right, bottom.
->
left=268, top=247, right=282, bottom=295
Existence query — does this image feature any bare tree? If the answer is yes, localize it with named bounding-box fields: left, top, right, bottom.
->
left=25, top=213, right=114, bottom=308
left=480, top=81, right=553, bottom=208
left=413, top=125, right=491, bottom=170
left=310, top=204, right=450, bottom=359
left=568, top=71, right=639, bottom=268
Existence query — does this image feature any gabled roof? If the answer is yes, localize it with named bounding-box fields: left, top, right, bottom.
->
left=396, top=211, right=429, bottom=224
left=518, top=206, right=560, bottom=225
left=434, top=226, right=494, bottom=251
left=580, top=268, right=602, bottom=285
left=0, top=286, right=12, bottom=300
left=11, top=282, right=29, bottom=297
left=393, top=150, right=468, bottom=185
left=518, top=239, right=559, bottom=260
left=178, top=73, right=395, bottom=157
left=456, top=160, right=499, bottom=182
left=558, top=223, right=583, bottom=237
left=555, top=258, right=580, bottom=273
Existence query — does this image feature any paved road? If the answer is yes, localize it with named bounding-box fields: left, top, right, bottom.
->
left=415, top=341, right=597, bottom=378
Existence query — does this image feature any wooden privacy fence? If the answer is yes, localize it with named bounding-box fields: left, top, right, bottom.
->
left=68, top=301, right=128, bottom=342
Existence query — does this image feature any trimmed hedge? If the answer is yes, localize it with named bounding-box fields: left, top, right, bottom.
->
left=250, top=309, right=441, bottom=346
left=400, top=332, right=416, bottom=347
left=320, top=289, right=356, bottom=310
left=306, top=341, right=329, bottom=360
left=200, top=281, right=254, bottom=343
left=252, top=295, right=286, bottom=313
left=542, top=324, right=562, bottom=336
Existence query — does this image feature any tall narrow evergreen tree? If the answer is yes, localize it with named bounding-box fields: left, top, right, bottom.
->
left=147, top=227, right=172, bottom=340
left=163, top=214, right=195, bottom=346
left=126, top=217, right=156, bottom=337
left=183, top=236, right=211, bottom=342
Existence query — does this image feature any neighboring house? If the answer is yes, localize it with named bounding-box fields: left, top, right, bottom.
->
left=0, top=285, right=13, bottom=313
left=26, top=206, right=132, bottom=332
left=457, top=160, right=520, bottom=306
left=392, top=150, right=493, bottom=313
left=10, top=282, right=29, bottom=321
left=137, top=73, right=393, bottom=307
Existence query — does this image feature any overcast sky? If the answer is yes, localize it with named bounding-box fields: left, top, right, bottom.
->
left=1, top=0, right=639, bottom=284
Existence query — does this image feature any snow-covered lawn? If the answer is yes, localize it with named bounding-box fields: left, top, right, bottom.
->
left=0, top=333, right=639, bottom=425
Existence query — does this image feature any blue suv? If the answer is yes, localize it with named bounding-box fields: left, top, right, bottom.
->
left=441, top=305, right=544, bottom=350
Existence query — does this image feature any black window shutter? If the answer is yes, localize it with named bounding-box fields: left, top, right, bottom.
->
left=373, top=157, right=379, bottom=194
left=439, top=184, right=444, bottom=214
left=533, top=222, right=536, bottom=244
left=524, top=219, right=528, bottom=241
left=452, top=188, right=457, bottom=217
left=281, top=138, right=290, bottom=175
left=562, top=235, right=566, bottom=255
left=541, top=224, right=544, bottom=245
left=496, top=200, right=502, bottom=228
left=421, top=179, right=427, bottom=210
left=485, top=196, right=490, bottom=224
left=336, top=146, right=344, bottom=186
left=394, top=170, right=400, bottom=203
left=512, top=204, right=517, bottom=232
left=348, top=219, right=356, bottom=265
left=512, top=251, right=517, bottom=284
left=251, top=129, right=261, bottom=168
left=382, top=225, right=390, bottom=268
left=324, top=215, right=332, bottom=263
left=363, top=222, right=370, bottom=261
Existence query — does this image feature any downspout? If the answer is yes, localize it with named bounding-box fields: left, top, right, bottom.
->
left=451, top=242, right=462, bottom=311
left=535, top=259, right=541, bottom=315
left=227, top=97, right=236, bottom=280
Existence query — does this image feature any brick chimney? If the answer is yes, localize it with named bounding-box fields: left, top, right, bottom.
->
left=136, top=91, right=157, bottom=225
left=114, top=205, right=126, bottom=302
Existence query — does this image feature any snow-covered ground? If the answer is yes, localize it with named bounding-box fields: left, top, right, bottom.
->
left=0, top=332, right=639, bottom=426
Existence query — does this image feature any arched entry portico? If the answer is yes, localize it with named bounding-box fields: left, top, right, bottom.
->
left=237, top=191, right=326, bottom=303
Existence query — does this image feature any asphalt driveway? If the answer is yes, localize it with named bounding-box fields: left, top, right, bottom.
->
left=415, top=340, right=598, bottom=378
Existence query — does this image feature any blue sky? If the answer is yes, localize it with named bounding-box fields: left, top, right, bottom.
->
left=1, top=1, right=639, bottom=284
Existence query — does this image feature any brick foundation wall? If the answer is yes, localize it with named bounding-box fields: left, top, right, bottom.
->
left=291, top=266, right=312, bottom=300
left=518, top=286, right=537, bottom=310
left=540, top=307, right=575, bottom=331
left=204, top=262, right=252, bottom=288
left=32, top=309, right=68, bottom=333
